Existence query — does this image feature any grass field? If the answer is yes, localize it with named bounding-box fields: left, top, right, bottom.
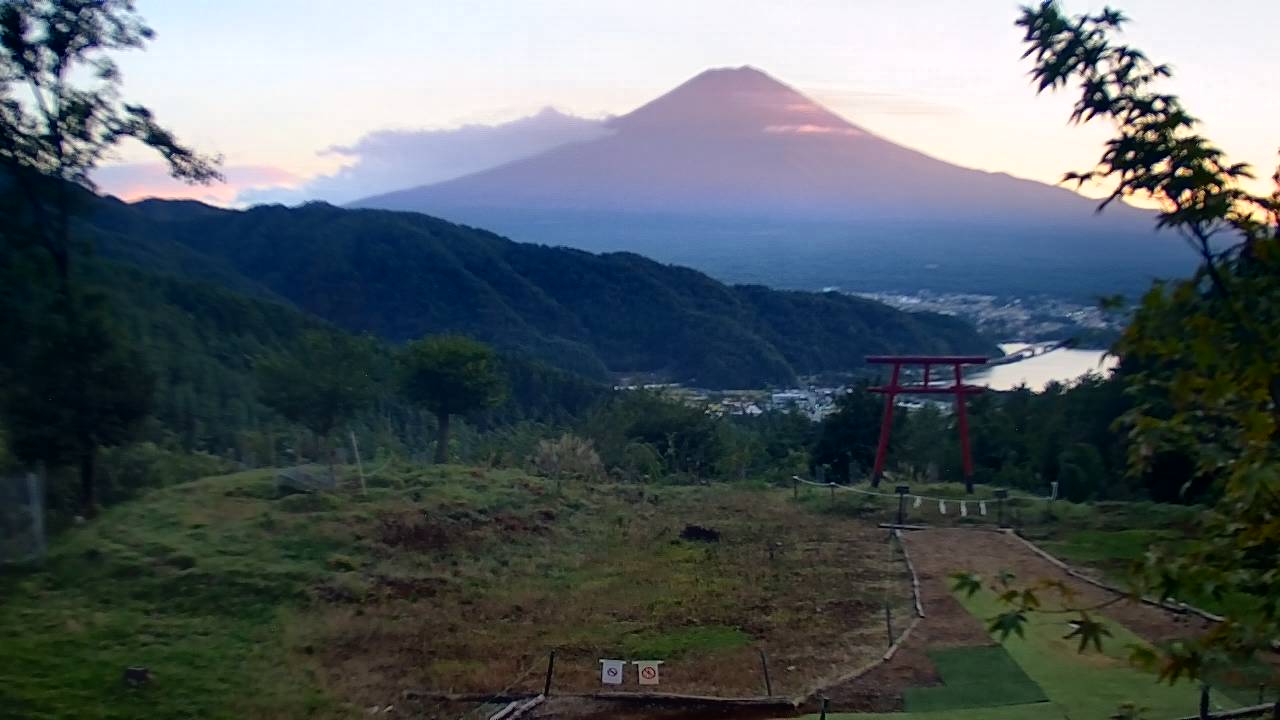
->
left=0, top=464, right=914, bottom=719
left=807, top=587, right=1239, bottom=720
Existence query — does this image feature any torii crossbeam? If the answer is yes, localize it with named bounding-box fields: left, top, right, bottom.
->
left=866, top=355, right=988, bottom=493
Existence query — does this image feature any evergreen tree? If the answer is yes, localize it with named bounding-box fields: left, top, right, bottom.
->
left=256, top=330, right=378, bottom=478
left=398, top=336, right=506, bottom=464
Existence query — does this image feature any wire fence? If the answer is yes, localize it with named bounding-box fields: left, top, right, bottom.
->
left=0, top=471, right=46, bottom=564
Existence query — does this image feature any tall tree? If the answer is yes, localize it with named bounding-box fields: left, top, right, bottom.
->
left=398, top=336, right=506, bottom=464
left=256, top=330, right=378, bottom=479
left=961, top=1, right=1279, bottom=680
left=0, top=0, right=219, bottom=517
left=4, top=293, right=152, bottom=515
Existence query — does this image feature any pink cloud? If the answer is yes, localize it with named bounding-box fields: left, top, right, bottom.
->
left=763, top=124, right=863, bottom=136
left=92, top=163, right=302, bottom=206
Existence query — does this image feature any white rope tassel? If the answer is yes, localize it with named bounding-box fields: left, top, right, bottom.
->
left=939, top=500, right=947, bottom=515
left=913, top=495, right=922, bottom=508
left=960, top=501, right=968, bottom=517
left=979, top=501, right=987, bottom=516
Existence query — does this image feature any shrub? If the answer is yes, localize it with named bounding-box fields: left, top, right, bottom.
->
left=530, top=434, right=604, bottom=483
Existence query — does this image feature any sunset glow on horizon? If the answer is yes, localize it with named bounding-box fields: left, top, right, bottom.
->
left=98, top=0, right=1278, bottom=208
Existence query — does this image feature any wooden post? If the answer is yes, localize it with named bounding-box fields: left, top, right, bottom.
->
left=895, top=485, right=910, bottom=525
left=758, top=648, right=772, bottom=696
left=884, top=603, right=894, bottom=647
left=793, top=475, right=799, bottom=499
left=349, top=431, right=367, bottom=496
left=995, top=490, right=1008, bottom=528
left=1199, top=684, right=1210, bottom=720
left=829, top=482, right=835, bottom=501
left=819, top=697, right=829, bottom=720
left=543, top=649, right=556, bottom=697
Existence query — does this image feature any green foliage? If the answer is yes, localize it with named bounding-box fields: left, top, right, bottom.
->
left=399, top=335, right=506, bottom=419
left=256, top=330, right=378, bottom=449
left=1019, top=0, right=1280, bottom=675
left=399, top=335, right=506, bottom=463
left=1, top=291, right=152, bottom=514
left=585, top=392, right=727, bottom=481
left=811, top=383, right=883, bottom=482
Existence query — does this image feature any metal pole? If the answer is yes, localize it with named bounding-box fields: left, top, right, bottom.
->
left=758, top=648, right=773, bottom=696
left=543, top=649, right=556, bottom=696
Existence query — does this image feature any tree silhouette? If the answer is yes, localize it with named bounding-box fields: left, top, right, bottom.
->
left=398, top=336, right=506, bottom=464
left=0, top=0, right=220, bottom=517
left=256, top=331, right=378, bottom=480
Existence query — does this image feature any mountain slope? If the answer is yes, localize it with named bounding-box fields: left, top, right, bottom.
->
left=84, top=198, right=997, bottom=388
left=354, top=67, right=1187, bottom=298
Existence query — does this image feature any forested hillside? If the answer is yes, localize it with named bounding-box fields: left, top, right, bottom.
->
left=82, top=197, right=996, bottom=388
left=74, top=259, right=602, bottom=449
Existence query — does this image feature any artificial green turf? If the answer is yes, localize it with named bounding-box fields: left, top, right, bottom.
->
left=955, top=589, right=1239, bottom=720
left=816, top=703, right=1068, bottom=720
left=799, top=587, right=1238, bottom=720
left=903, top=645, right=1048, bottom=712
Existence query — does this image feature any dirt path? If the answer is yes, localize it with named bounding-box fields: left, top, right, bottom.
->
left=819, top=528, right=1212, bottom=712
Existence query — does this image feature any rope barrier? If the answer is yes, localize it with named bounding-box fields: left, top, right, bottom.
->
left=792, top=476, right=1056, bottom=511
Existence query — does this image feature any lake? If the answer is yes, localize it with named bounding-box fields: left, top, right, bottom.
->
left=968, top=343, right=1116, bottom=391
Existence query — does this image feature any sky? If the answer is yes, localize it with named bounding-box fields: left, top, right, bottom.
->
left=98, top=0, right=1279, bottom=207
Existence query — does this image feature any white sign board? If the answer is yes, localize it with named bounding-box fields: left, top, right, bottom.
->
left=633, top=660, right=663, bottom=686
left=600, top=659, right=625, bottom=685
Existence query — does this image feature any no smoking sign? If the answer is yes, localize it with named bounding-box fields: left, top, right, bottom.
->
left=599, top=659, right=664, bottom=686
left=633, top=660, right=663, bottom=685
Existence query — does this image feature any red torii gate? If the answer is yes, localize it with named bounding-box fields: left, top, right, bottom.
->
left=866, top=355, right=988, bottom=493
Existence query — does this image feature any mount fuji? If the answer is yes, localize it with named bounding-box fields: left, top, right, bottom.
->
left=354, top=67, right=1187, bottom=299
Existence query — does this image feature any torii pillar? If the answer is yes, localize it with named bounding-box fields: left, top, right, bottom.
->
left=866, top=355, right=988, bottom=494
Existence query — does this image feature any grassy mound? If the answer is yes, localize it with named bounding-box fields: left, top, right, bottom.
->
left=0, top=464, right=913, bottom=718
